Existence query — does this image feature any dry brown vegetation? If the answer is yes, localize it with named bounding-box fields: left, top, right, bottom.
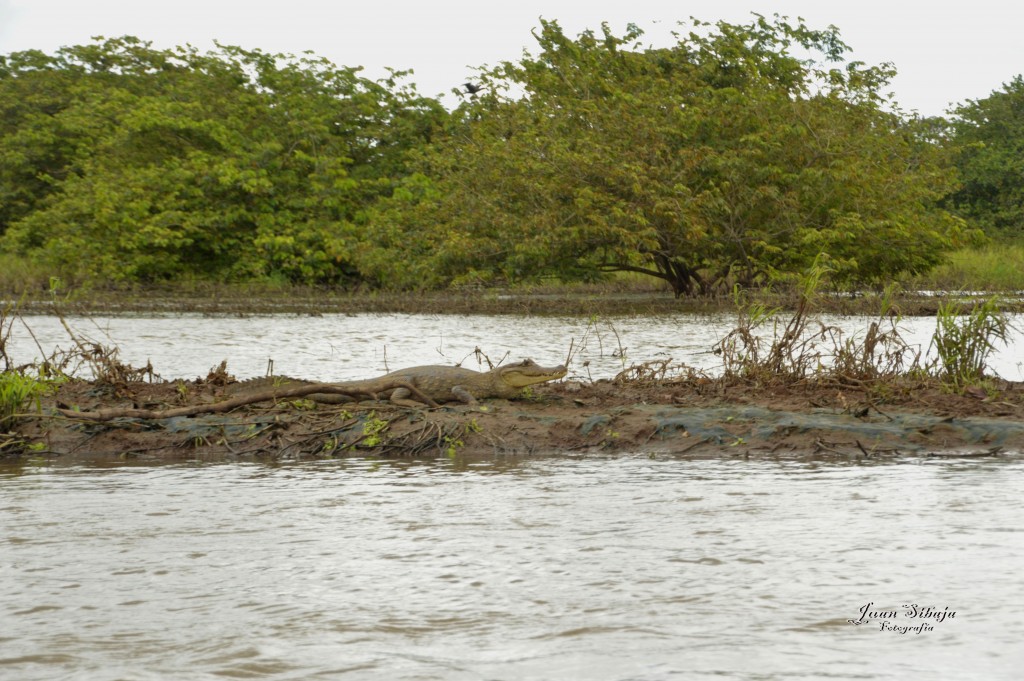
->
left=3, top=289, right=1021, bottom=464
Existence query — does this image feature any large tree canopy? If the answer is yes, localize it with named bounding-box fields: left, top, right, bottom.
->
left=0, top=20, right=985, bottom=294
left=0, top=37, right=445, bottom=284
left=366, top=16, right=967, bottom=295
left=945, top=75, right=1024, bottom=240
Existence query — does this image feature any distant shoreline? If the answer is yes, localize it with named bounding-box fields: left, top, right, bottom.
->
left=6, top=285, right=1023, bottom=317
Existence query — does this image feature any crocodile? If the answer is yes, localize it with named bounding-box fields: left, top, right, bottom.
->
left=56, top=359, right=568, bottom=422
left=228, top=358, right=568, bottom=408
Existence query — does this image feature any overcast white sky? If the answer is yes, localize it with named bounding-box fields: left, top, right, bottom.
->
left=1, top=0, right=1021, bottom=116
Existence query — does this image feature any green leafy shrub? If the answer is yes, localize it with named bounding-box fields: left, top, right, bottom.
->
left=0, top=371, right=46, bottom=431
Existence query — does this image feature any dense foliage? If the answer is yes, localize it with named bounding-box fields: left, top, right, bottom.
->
left=0, top=19, right=1013, bottom=294
left=945, top=76, right=1024, bottom=240
left=0, top=37, right=445, bottom=284
left=360, top=17, right=971, bottom=295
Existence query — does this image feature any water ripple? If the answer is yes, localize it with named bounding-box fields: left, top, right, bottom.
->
left=2, top=457, right=1023, bottom=679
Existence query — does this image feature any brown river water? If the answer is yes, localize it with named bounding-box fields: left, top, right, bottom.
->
left=3, top=313, right=1024, bottom=679
left=2, top=456, right=1024, bottom=680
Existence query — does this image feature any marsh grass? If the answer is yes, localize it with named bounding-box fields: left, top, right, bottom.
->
left=707, top=259, right=1020, bottom=393
left=710, top=259, right=1015, bottom=395
left=907, top=243, right=1024, bottom=293
left=929, top=297, right=1015, bottom=389
left=713, top=258, right=860, bottom=384
left=0, top=254, right=56, bottom=295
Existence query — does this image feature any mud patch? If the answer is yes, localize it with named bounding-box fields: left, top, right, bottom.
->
left=5, top=376, right=1023, bottom=465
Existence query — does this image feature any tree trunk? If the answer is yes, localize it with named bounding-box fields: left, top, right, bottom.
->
left=653, top=254, right=700, bottom=297
left=597, top=256, right=702, bottom=297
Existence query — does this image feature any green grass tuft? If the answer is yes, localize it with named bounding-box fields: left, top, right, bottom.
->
left=909, top=243, right=1024, bottom=292
left=0, top=372, right=48, bottom=431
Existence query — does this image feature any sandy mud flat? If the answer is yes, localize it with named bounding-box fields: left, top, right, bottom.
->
left=6, top=376, right=1023, bottom=464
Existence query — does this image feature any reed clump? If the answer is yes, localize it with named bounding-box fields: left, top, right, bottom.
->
left=706, top=258, right=1016, bottom=394
left=930, top=297, right=1014, bottom=390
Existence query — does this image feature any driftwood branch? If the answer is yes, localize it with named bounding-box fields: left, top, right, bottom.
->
left=56, top=380, right=439, bottom=422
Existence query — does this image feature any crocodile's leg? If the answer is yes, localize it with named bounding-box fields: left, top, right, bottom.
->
left=451, top=385, right=479, bottom=405
left=389, top=387, right=432, bottom=408
left=387, top=384, right=479, bottom=407
left=381, top=380, right=440, bottom=408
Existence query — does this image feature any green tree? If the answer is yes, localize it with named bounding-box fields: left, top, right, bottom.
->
left=371, top=16, right=965, bottom=295
left=0, top=37, right=445, bottom=285
left=946, top=75, right=1024, bottom=240
left=0, top=49, right=89, bottom=234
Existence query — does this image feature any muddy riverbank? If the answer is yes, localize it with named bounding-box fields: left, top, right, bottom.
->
left=7, top=374, right=1024, bottom=464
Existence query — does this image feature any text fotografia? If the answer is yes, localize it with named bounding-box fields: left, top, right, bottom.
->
left=848, top=602, right=956, bottom=633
